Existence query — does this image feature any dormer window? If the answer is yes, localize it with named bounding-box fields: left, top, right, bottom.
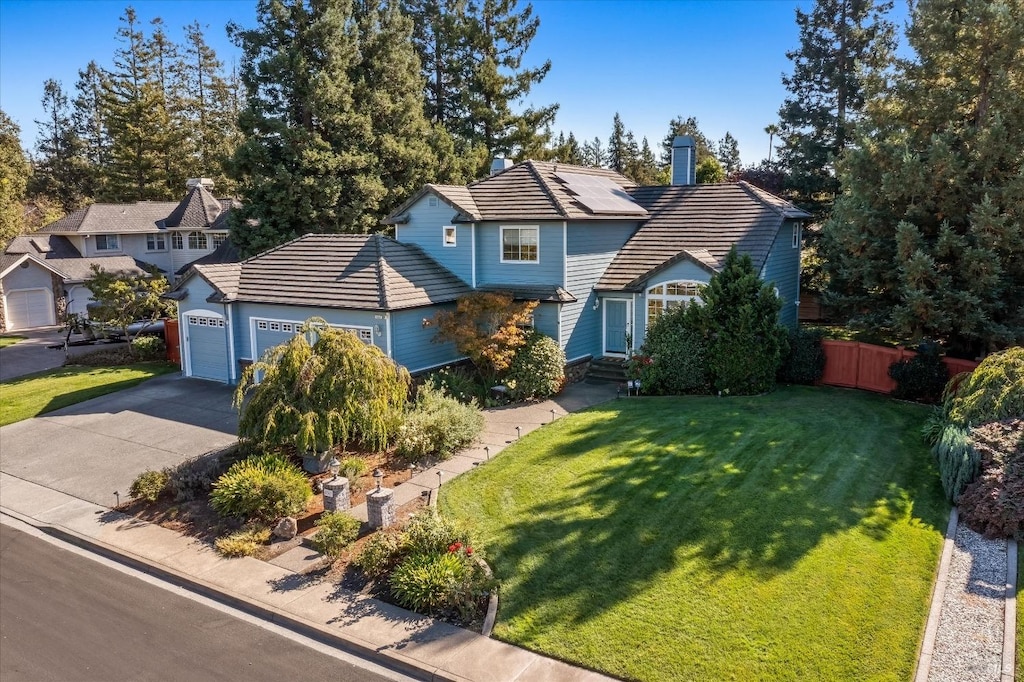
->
left=501, top=226, right=539, bottom=263
left=443, top=226, right=456, bottom=247
left=188, top=232, right=208, bottom=250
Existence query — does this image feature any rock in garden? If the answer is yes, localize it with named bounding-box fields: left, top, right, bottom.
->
left=273, top=517, right=298, bottom=540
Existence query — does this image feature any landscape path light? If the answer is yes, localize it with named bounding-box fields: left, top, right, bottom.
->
left=373, top=468, right=384, bottom=491
left=328, top=456, right=341, bottom=480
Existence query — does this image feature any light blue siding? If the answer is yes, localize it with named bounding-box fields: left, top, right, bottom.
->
left=531, top=303, right=559, bottom=342
left=760, top=219, right=801, bottom=329
left=476, top=221, right=563, bottom=287
left=633, top=258, right=712, bottom=348
left=391, top=306, right=463, bottom=373
left=395, top=194, right=473, bottom=285
left=563, top=221, right=637, bottom=360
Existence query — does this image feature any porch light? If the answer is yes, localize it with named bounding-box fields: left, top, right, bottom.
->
left=373, top=468, right=384, bottom=491
left=328, top=456, right=341, bottom=480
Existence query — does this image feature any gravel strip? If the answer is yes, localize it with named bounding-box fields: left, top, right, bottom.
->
left=928, top=521, right=1007, bottom=682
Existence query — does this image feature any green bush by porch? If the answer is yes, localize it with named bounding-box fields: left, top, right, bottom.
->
left=440, top=386, right=946, bottom=681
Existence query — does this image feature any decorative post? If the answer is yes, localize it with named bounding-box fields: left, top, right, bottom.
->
left=367, top=487, right=396, bottom=529
left=323, top=477, right=351, bottom=512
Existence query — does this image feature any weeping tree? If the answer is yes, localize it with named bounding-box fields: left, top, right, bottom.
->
left=234, top=319, right=411, bottom=456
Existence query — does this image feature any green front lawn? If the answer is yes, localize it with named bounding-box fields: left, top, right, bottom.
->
left=0, top=363, right=178, bottom=427
left=0, top=335, right=26, bottom=348
left=441, top=386, right=947, bottom=681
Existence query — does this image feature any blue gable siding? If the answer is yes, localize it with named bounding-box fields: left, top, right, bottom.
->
left=391, top=305, right=463, bottom=373
left=632, top=258, right=712, bottom=348
left=563, top=221, right=638, bottom=360
left=759, top=219, right=801, bottom=329
left=475, top=221, right=563, bottom=287
left=395, top=194, right=473, bottom=286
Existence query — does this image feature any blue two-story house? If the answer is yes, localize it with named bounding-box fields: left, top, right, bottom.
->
left=171, top=136, right=809, bottom=383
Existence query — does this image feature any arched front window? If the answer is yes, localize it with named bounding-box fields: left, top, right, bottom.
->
left=646, top=280, right=703, bottom=326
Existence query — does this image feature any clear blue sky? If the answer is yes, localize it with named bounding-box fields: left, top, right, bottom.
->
left=0, top=0, right=909, bottom=167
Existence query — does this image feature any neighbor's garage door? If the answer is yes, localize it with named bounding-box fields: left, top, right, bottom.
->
left=253, top=319, right=299, bottom=361
left=5, top=288, right=55, bottom=330
left=185, top=314, right=229, bottom=382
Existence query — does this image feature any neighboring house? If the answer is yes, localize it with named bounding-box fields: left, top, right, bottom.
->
left=0, top=178, right=237, bottom=332
left=170, top=136, right=809, bottom=383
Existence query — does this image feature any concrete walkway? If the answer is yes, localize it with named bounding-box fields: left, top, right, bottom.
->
left=0, top=381, right=621, bottom=682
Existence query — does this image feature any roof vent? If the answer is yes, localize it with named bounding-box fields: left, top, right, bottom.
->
left=489, top=157, right=514, bottom=175
left=186, top=178, right=215, bottom=191
left=670, top=136, right=697, bottom=186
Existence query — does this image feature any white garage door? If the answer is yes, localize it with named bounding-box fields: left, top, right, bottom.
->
left=5, top=288, right=55, bottom=330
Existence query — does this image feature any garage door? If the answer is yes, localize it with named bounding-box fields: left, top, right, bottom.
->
left=253, top=319, right=300, bottom=361
left=5, top=288, right=55, bottom=330
left=185, top=314, right=229, bottom=382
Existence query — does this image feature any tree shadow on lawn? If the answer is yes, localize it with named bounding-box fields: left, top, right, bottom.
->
left=477, top=389, right=948, bottom=628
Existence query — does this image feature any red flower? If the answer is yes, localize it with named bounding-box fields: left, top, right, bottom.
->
left=465, top=546, right=474, bottom=556
left=448, top=542, right=462, bottom=553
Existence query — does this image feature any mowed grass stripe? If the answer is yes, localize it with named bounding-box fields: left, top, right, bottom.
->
left=441, top=386, right=946, bottom=681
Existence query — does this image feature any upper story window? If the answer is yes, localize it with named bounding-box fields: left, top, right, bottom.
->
left=146, top=234, right=166, bottom=251
left=443, top=226, right=456, bottom=247
left=94, top=234, right=119, bottom=251
left=501, top=226, right=539, bottom=263
left=171, top=233, right=183, bottom=250
left=792, top=223, right=801, bottom=248
left=211, top=233, right=227, bottom=249
left=188, top=231, right=208, bottom=250
left=646, top=280, right=703, bottom=325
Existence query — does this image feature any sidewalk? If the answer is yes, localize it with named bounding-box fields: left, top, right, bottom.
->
left=0, top=381, right=621, bottom=682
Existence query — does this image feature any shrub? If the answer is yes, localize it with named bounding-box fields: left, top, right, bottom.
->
left=311, top=511, right=362, bottom=557
left=945, top=347, right=1024, bottom=427
left=66, top=347, right=136, bottom=367
left=921, top=407, right=947, bottom=446
left=389, top=552, right=468, bottom=614
left=431, top=292, right=538, bottom=382
left=214, top=526, right=272, bottom=557
left=634, top=304, right=710, bottom=395
left=889, top=341, right=949, bottom=403
left=425, top=367, right=485, bottom=405
left=957, top=419, right=1023, bottom=539
left=130, top=335, right=166, bottom=361
left=129, top=469, right=169, bottom=503
left=505, top=331, right=565, bottom=401
left=210, top=453, right=312, bottom=521
left=338, top=456, right=368, bottom=483
left=778, top=327, right=826, bottom=385
left=354, top=529, right=405, bottom=578
left=402, top=510, right=467, bottom=555
left=395, top=385, right=484, bottom=461
left=933, top=424, right=980, bottom=503
left=165, top=451, right=234, bottom=502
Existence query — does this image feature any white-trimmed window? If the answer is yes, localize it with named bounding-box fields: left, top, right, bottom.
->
left=257, top=320, right=268, bottom=330
left=95, top=234, right=119, bottom=251
left=792, top=223, right=801, bottom=248
left=146, top=234, right=166, bottom=251
left=646, top=280, right=703, bottom=325
left=188, top=232, right=208, bottom=250
left=171, top=233, right=184, bottom=250
left=211, top=233, right=227, bottom=249
left=501, top=226, right=539, bottom=263
left=443, top=226, right=456, bottom=247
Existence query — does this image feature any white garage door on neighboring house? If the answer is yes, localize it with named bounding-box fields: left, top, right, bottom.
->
left=185, top=313, right=229, bottom=382
left=5, top=288, right=55, bottom=330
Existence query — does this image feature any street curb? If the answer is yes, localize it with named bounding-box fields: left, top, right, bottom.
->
left=0, top=506, right=443, bottom=682
left=1003, top=538, right=1017, bottom=682
left=914, top=506, right=958, bottom=682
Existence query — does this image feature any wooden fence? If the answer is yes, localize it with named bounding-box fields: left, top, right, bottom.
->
left=820, top=340, right=978, bottom=394
left=164, top=318, right=181, bottom=365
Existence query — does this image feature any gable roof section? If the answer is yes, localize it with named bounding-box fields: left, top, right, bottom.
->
left=37, top=202, right=178, bottom=234
left=0, top=253, right=67, bottom=280
left=176, top=238, right=241, bottom=275
left=5, top=234, right=82, bottom=259
left=189, top=234, right=470, bottom=311
left=597, top=182, right=810, bottom=291
left=48, top=256, right=149, bottom=282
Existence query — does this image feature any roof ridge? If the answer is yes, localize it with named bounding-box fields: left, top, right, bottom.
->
left=240, top=232, right=314, bottom=264
left=523, top=160, right=569, bottom=219
left=736, top=181, right=787, bottom=218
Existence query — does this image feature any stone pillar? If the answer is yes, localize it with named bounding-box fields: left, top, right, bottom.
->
left=322, top=477, right=351, bottom=512
left=366, top=487, right=396, bottom=530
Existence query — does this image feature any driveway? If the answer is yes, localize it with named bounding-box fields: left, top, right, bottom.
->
left=0, top=327, right=129, bottom=382
left=0, top=374, right=238, bottom=507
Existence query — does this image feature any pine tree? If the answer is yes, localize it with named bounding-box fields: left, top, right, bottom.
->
left=822, top=0, right=1024, bottom=354
left=777, top=0, right=895, bottom=210
left=606, top=113, right=629, bottom=174
left=72, top=61, right=110, bottom=198
left=0, top=111, right=29, bottom=249
left=582, top=136, right=605, bottom=168
left=717, top=132, right=741, bottom=174
left=659, top=115, right=715, bottom=169
left=29, top=80, right=91, bottom=211
left=402, top=0, right=467, bottom=127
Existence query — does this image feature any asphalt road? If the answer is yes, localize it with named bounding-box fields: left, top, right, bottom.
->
left=0, top=524, right=411, bottom=682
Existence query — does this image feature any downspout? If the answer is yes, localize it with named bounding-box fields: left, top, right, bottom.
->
left=178, top=301, right=189, bottom=377
left=385, top=312, right=393, bottom=358
left=470, top=222, right=477, bottom=288
left=224, top=302, right=235, bottom=384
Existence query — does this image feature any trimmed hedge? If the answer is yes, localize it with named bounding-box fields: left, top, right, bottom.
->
left=633, top=304, right=710, bottom=395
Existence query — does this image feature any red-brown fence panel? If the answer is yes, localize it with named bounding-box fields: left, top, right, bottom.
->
left=164, top=318, right=181, bottom=365
left=943, top=356, right=979, bottom=376
left=856, top=344, right=908, bottom=394
left=820, top=340, right=860, bottom=387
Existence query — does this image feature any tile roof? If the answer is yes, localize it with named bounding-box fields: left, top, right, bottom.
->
left=188, top=233, right=471, bottom=311
left=384, top=161, right=643, bottom=224
left=597, top=182, right=811, bottom=291
left=176, top=238, right=241, bottom=275
left=476, top=283, right=577, bottom=303
left=5, top=234, right=82, bottom=259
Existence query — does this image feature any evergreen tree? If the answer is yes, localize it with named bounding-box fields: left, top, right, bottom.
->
left=606, top=112, right=629, bottom=174
left=624, top=135, right=661, bottom=185
left=659, top=115, right=715, bottom=168
left=777, top=0, right=895, bottom=210
left=29, top=80, right=91, bottom=211
left=550, top=131, right=584, bottom=165
left=73, top=61, right=110, bottom=198
left=0, top=111, right=29, bottom=249
left=402, top=0, right=467, bottom=128
left=823, top=0, right=1024, bottom=354
left=717, top=132, right=741, bottom=174
left=582, top=136, right=605, bottom=168
left=228, top=0, right=442, bottom=256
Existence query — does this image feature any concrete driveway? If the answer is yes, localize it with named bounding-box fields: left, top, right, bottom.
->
left=0, top=327, right=130, bottom=382
left=0, top=374, right=238, bottom=507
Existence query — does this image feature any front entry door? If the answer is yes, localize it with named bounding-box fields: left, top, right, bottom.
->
left=604, top=299, right=630, bottom=356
